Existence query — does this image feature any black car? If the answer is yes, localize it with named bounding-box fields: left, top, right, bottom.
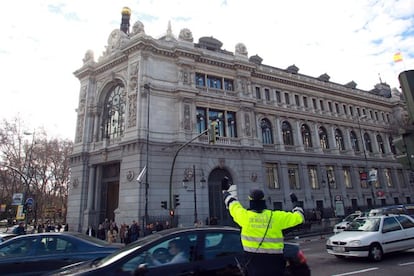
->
left=48, top=226, right=310, bottom=276
left=0, top=232, right=123, bottom=276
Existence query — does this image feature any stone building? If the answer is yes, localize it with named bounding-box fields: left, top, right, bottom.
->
left=67, top=11, right=412, bottom=232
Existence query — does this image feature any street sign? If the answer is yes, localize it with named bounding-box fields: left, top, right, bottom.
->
left=25, top=197, right=34, bottom=206
left=12, top=193, right=23, bottom=205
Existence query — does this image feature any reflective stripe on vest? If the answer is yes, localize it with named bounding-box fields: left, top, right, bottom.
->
left=241, top=235, right=284, bottom=244
left=243, top=245, right=284, bottom=254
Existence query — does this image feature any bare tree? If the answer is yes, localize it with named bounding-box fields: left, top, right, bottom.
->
left=0, top=116, right=73, bottom=225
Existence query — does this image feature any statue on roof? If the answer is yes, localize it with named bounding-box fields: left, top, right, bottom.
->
left=179, top=28, right=193, bottom=42
left=235, top=43, right=247, bottom=56
left=132, top=20, right=145, bottom=35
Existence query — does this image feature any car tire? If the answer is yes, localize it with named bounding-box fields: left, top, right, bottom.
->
left=334, top=255, right=345, bottom=259
left=368, top=243, right=383, bottom=262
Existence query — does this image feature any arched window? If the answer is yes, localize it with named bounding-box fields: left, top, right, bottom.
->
left=301, top=124, right=312, bottom=148
left=335, top=128, right=345, bottom=151
left=261, top=118, right=273, bottom=144
left=389, top=136, right=396, bottom=154
left=282, top=121, right=294, bottom=145
left=350, top=131, right=360, bottom=152
left=102, top=84, right=126, bottom=140
left=376, top=134, right=385, bottom=153
left=364, top=132, right=373, bottom=152
left=319, top=126, right=329, bottom=149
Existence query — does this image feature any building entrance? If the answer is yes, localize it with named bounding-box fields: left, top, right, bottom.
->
left=207, top=168, right=236, bottom=226
left=100, top=163, right=120, bottom=223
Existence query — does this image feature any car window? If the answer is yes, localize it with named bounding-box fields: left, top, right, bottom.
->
left=0, top=237, right=37, bottom=257
left=40, top=237, right=75, bottom=255
left=396, top=216, right=414, bottom=229
left=382, top=217, right=402, bottom=233
left=121, top=233, right=197, bottom=272
left=204, top=232, right=242, bottom=260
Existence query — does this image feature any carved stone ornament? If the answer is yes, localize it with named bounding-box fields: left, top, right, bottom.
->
left=126, top=170, right=135, bottom=182
left=72, top=178, right=79, bottom=188
left=235, top=43, right=248, bottom=56
left=178, top=28, right=193, bottom=42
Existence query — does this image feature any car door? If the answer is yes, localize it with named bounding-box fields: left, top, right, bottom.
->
left=381, top=217, right=404, bottom=253
left=195, top=230, right=244, bottom=275
left=395, top=215, right=414, bottom=250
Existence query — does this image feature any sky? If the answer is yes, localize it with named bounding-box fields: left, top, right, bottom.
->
left=1, top=0, right=413, bottom=140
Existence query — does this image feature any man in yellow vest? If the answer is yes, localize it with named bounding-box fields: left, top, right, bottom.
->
left=222, top=177, right=304, bottom=276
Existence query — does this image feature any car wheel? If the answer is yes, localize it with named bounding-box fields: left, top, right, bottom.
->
left=368, top=244, right=383, bottom=262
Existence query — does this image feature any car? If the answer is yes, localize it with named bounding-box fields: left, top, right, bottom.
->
left=368, top=204, right=407, bottom=216
left=333, top=211, right=363, bottom=234
left=47, top=226, right=310, bottom=276
left=326, top=214, right=414, bottom=261
left=0, top=233, right=17, bottom=244
left=0, top=232, right=124, bottom=276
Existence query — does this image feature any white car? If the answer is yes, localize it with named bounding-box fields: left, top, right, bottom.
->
left=333, top=212, right=363, bottom=234
left=326, top=214, right=414, bottom=261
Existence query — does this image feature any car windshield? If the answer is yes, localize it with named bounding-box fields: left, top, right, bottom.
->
left=346, top=217, right=380, bottom=231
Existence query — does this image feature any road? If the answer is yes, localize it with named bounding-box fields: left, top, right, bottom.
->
left=295, top=234, right=414, bottom=276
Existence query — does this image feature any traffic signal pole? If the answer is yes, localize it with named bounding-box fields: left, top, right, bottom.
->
left=168, top=129, right=209, bottom=226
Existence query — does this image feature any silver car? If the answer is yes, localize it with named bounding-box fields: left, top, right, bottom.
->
left=327, top=214, right=414, bottom=261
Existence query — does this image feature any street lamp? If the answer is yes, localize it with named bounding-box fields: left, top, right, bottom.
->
left=182, top=165, right=206, bottom=224
left=322, top=179, right=334, bottom=215
left=356, top=115, right=376, bottom=206
left=144, top=83, right=150, bottom=228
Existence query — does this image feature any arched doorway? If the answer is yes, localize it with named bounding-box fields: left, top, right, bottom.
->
left=207, top=168, right=236, bottom=226
left=100, top=163, right=120, bottom=223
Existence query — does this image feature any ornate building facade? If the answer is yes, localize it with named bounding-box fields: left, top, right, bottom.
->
left=67, top=12, right=412, bottom=232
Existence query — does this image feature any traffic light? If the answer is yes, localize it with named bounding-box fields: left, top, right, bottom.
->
left=161, top=201, right=167, bottom=209
left=22, top=203, right=28, bottom=214
left=393, top=132, right=414, bottom=170
left=169, top=209, right=174, bottom=216
left=209, top=121, right=219, bottom=144
left=174, top=194, right=180, bottom=207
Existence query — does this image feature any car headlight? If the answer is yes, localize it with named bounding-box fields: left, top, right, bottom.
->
left=326, top=239, right=332, bottom=245
left=347, top=240, right=361, bottom=246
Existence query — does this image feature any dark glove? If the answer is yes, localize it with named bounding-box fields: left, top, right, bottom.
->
left=221, top=176, right=230, bottom=191
left=290, top=193, right=298, bottom=206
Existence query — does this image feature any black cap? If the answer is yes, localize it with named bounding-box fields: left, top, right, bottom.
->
left=248, top=189, right=265, bottom=201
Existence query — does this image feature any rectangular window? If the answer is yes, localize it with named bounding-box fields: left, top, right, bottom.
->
left=385, top=168, right=394, bottom=188
left=284, top=93, right=290, bottom=105
left=255, top=87, right=261, bottom=99
left=294, top=95, right=300, bottom=106
left=303, top=96, right=308, bottom=108
left=275, top=90, right=281, bottom=103
left=343, top=104, right=347, bottom=115
left=200, top=108, right=237, bottom=138
left=207, top=75, right=222, bottom=89
left=319, top=100, right=324, bottom=111
left=335, top=103, right=340, bottom=114
left=264, top=88, right=270, bottom=101
left=265, top=163, right=280, bottom=189
left=328, top=102, right=333, bottom=112
left=226, top=111, right=237, bottom=138
left=397, top=169, right=406, bottom=188
left=359, top=167, right=368, bottom=188
left=196, top=73, right=206, bottom=87
left=308, top=165, right=319, bottom=189
left=357, top=107, right=361, bottom=117
left=312, top=98, right=317, bottom=109
left=326, top=166, right=337, bottom=189
left=288, top=164, right=300, bottom=190
left=349, top=106, right=354, bottom=116
left=223, top=78, right=234, bottom=91
left=343, top=167, right=352, bottom=188
left=196, top=107, right=207, bottom=133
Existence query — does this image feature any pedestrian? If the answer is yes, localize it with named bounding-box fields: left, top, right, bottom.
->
left=86, top=224, right=96, bottom=237
left=129, top=220, right=139, bottom=241
left=221, top=176, right=305, bottom=276
left=97, top=223, right=106, bottom=240
left=13, top=222, right=26, bottom=235
left=107, top=225, right=118, bottom=244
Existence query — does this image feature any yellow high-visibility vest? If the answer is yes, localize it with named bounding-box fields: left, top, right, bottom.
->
left=229, top=201, right=304, bottom=254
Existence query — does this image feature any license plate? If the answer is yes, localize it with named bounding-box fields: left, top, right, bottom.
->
left=333, top=246, right=345, bottom=252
